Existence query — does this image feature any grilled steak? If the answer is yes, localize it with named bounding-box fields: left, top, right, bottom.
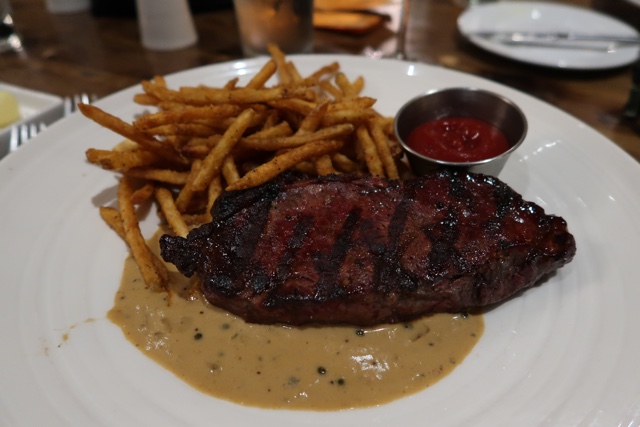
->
left=160, top=170, right=576, bottom=326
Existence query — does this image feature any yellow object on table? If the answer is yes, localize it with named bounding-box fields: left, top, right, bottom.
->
left=0, top=91, right=20, bottom=128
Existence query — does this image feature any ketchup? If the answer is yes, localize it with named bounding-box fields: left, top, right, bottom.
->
left=406, top=117, right=509, bottom=163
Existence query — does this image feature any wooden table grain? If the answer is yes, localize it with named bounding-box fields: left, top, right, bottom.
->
left=2, top=0, right=639, bottom=162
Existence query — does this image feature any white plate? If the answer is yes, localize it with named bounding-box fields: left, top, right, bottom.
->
left=0, top=82, right=64, bottom=158
left=1, top=55, right=640, bottom=426
left=458, top=1, right=640, bottom=69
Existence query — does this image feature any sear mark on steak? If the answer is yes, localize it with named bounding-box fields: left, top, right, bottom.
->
left=160, top=170, right=576, bottom=326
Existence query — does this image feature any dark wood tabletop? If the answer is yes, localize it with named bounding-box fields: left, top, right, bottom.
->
left=3, top=0, right=640, bottom=162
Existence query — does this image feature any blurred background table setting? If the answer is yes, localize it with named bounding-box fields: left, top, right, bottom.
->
left=0, top=0, right=639, bottom=162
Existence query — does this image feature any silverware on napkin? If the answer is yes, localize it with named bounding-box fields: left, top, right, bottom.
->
left=468, top=31, right=640, bottom=50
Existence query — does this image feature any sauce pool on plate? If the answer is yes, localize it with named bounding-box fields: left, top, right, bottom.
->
left=407, top=116, right=509, bottom=163
left=108, top=230, right=484, bottom=411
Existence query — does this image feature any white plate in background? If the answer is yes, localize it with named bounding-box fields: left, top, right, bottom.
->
left=0, top=56, right=639, bottom=426
left=0, top=82, right=64, bottom=158
left=458, top=1, right=640, bottom=69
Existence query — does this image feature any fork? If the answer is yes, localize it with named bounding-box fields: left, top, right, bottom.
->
left=63, top=92, right=97, bottom=116
left=5, top=92, right=96, bottom=156
left=8, top=122, right=47, bottom=153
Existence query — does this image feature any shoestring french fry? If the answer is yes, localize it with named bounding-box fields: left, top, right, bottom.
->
left=80, top=44, right=404, bottom=290
left=356, top=124, right=385, bottom=177
left=155, top=187, right=189, bottom=238
left=238, top=123, right=354, bottom=151
left=246, top=59, right=278, bottom=89
left=297, top=101, right=329, bottom=135
left=287, top=61, right=303, bottom=84
left=293, top=160, right=316, bottom=175
left=310, top=61, right=340, bottom=81
left=78, top=103, right=187, bottom=166
left=248, top=121, right=293, bottom=138
left=267, top=44, right=293, bottom=86
left=319, top=80, right=343, bottom=100
left=174, top=159, right=204, bottom=213
left=314, top=154, right=338, bottom=175
left=133, top=104, right=243, bottom=130
left=221, top=156, right=241, bottom=185
left=321, top=107, right=376, bottom=127
left=331, top=152, right=361, bottom=173
left=296, top=101, right=335, bottom=175
left=99, top=206, right=126, bottom=239
left=145, top=81, right=315, bottom=106
left=206, top=175, right=224, bottom=221
left=369, top=117, right=400, bottom=180
left=125, top=168, right=191, bottom=185
left=226, top=139, right=345, bottom=191
left=132, top=93, right=160, bottom=106
left=143, top=123, right=218, bottom=138
left=224, top=77, right=239, bottom=90
left=130, top=183, right=156, bottom=205
left=176, top=107, right=256, bottom=211
left=335, top=72, right=364, bottom=99
left=85, top=148, right=162, bottom=171
left=117, top=176, right=169, bottom=292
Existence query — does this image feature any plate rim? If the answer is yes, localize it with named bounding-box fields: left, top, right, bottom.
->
left=1, top=55, right=640, bottom=426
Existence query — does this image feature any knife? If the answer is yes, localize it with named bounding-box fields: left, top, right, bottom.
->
left=468, top=31, right=640, bottom=45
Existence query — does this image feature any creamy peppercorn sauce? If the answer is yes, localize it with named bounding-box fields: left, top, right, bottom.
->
left=108, top=231, right=483, bottom=410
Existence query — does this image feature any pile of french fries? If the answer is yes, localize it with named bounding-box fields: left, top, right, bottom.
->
left=80, top=44, right=404, bottom=292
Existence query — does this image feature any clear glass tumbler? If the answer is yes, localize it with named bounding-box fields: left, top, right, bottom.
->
left=233, top=0, right=314, bottom=57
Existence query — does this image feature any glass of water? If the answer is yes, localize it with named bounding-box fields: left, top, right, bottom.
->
left=232, top=0, right=314, bottom=57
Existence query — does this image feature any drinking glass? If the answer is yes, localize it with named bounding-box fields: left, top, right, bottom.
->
left=232, top=0, right=314, bottom=57
left=135, top=0, right=198, bottom=51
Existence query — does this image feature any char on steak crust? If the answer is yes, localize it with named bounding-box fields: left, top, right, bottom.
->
left=160, top=170, right=576, bottom=326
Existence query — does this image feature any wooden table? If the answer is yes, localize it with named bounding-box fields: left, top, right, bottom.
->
left=2, top=0, right=639, bottom=162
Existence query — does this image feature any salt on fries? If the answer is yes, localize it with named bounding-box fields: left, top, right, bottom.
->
left=80, top=44, right=403, bottom=291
